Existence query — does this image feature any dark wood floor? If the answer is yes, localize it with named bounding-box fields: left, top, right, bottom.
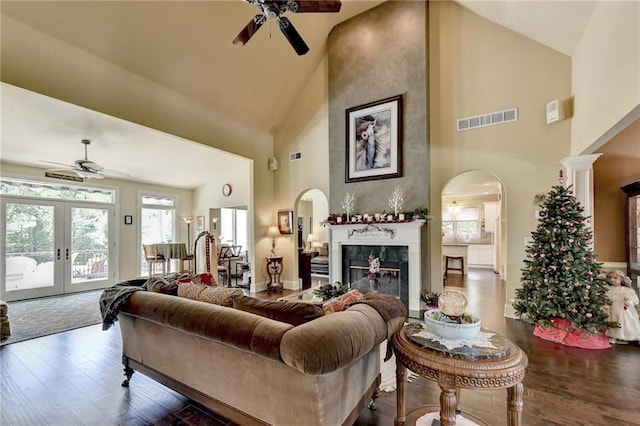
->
left=2, top=269, right=639, bottom=425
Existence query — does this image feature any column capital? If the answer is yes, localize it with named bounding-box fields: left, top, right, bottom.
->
left=560, top=153, right=602, bottom=171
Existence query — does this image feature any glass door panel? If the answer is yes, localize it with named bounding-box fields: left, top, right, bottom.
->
left=1, top=198, right=115, bottom=301
left=1, top=199, right=64, bottom=301
left=66, top=204, right=114, bottom=292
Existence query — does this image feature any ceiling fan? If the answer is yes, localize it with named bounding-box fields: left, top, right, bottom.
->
left=232, top=0, right=342, bottom=56
left=42, top=139, right=130, bottom=179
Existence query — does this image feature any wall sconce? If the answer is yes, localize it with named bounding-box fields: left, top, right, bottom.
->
left=267, top=225, right=281, bottom=257
left=182, top=217, right=194, bottom=255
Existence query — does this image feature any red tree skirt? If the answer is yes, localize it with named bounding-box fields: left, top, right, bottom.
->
left=533, top=318, right=611, bottom=349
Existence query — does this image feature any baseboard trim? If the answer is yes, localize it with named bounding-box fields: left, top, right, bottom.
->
left=504, top=300, right=518, bottom=319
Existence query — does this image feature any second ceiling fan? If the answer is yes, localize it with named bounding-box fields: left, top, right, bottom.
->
left=232, top=0, right=342, bottom=56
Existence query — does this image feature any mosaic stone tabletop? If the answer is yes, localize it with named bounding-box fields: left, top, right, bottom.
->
left=404, top=322, right=512, bottom=361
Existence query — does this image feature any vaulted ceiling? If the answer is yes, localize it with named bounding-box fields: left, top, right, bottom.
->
left=0, top=1, right=597, bottom=188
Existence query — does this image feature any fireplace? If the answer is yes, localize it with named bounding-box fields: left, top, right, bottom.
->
left=329, top=220, right=426, bottom=317
left=342, top=245, right=409, bottom=308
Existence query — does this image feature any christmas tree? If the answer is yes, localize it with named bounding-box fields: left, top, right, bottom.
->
left=513, top=176, right=617, bottom=335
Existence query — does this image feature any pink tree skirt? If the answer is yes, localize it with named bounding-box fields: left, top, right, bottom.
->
left=533, top=318, right=611, bottom=349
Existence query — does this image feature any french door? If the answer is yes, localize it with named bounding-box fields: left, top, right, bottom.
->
left=1, top=197, right=115, bottom=302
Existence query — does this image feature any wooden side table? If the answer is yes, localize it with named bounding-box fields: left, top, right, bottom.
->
left=266, top=256, right=283, bottom=294
left=393, top=323, right=528, bottom=426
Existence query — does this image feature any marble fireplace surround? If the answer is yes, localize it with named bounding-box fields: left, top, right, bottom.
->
left=329, top=220, right=426, bottom=317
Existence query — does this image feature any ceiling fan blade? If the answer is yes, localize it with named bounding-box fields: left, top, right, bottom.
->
left=278, top=17, right=309, bottom=56
left=232, top=15, right=266, bottom=47
left=292, top=1, right=342, bottom=13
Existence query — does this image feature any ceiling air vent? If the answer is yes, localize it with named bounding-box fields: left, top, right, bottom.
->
left=457, top=108, right=518, bottom=132
left=289, top=151, right=303, bottom=161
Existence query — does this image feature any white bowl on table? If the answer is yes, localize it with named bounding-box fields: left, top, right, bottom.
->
left=424, top=309, right=482, bottom=340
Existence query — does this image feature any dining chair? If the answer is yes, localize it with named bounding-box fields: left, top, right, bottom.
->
left=143, top=244, right=167, bottom=277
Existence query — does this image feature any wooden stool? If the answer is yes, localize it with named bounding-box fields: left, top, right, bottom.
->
left=444, top=255, right=464, bottom=278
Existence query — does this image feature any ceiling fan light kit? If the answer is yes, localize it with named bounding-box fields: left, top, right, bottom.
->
left=233, top=0, right=342, bottom=56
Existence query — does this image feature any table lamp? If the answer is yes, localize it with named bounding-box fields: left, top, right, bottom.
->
left=182, top=217, right=194, bottom=255
left=267, top=225, right=280, bottom=257
left=307, top=233, right=315, bottom=251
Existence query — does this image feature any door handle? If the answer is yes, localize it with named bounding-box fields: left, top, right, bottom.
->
left=57, top=248, right=61, bottom=260
left=66, top=248, right=69, bottom=260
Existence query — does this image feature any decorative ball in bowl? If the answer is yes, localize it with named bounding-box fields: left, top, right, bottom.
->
left=424, top=309, right=482, bottom=340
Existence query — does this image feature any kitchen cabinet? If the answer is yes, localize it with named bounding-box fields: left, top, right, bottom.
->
left=468, top=244, right=493, bottom=266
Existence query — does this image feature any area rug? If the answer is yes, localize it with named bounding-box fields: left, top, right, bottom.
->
left=1, top=289, right=103, bottom=346
left=416, top=412, right=480, bottom=426
left=380, top=343, right=419, bottom=392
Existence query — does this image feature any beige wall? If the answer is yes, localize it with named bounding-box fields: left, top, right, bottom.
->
left=1, top=17, right=276, bottom=280
left=271, top=55, right=331, bottom=285
left=1, top=162, right=193, bottom=280
left=572, top=2, right=640, bottom=154
left=429, top=2, right=572, bottom=309
left=593, top=118, right=640, bottom=262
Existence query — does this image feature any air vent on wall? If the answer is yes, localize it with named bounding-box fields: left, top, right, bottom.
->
left=289, top=151, right=303, bottom=161
left=457, top=108, right=518, bottom=132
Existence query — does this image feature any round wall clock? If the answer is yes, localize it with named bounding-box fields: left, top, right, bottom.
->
left=222, top=184, right=232, bottom=197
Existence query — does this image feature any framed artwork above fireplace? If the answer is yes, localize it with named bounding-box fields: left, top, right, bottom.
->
left=345, top=94, right=403, bottom=183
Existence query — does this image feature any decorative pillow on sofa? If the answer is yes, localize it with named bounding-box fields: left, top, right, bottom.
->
left=233, top=296, right=324, bottom=326
left=322, top=289, right=364, bottom=314
left=177, top=283, right=243, bottom=307
left=177, top=272, right=217, bottom=287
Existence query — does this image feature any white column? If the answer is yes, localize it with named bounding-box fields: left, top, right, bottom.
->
left=560, top=154, right=602, bottom=219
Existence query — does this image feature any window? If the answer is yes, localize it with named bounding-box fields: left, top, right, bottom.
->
left=442, top=206, right=479, bottom=240
left=220, top=207, right=248, bottom=252
left=1, top=178, right=114, bottom=203
left=140, top=194, right=176, bottom=274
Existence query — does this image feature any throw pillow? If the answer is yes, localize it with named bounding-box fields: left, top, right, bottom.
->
left=233, top=296, right=324, bottom=326
left=323, top=289, right=364, bottom=314
left=177, top=272, right=217, bottom=287
left=178, top=283, right=243, bottom=307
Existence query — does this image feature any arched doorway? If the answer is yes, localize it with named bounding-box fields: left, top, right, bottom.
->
left=442, top=171, right=505, bottom=281
left=295, top=189, right=329, bottom=290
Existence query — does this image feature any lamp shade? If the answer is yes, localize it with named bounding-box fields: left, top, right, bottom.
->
left=182, top=216, right=194, bottom=224
left=267, top=225, right=281, bottom=239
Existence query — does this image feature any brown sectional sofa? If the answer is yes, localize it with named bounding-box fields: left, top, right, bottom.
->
left=117, top=290, right=406, bottom=426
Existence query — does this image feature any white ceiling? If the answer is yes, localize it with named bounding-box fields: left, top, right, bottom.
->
left=0, top=0, right=595, bottom=190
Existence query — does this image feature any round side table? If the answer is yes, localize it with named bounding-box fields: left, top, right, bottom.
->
left=393, top=323, right=528, bottom=426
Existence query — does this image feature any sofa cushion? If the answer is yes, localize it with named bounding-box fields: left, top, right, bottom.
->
left=322, top=289, right=363, bottom=314
left=178, top=283, right=243, bottom=307
left=233, top=296, right=324, bottom=326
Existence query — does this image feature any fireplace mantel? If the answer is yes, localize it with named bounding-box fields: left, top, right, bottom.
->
left=328, top=220, right=426, bottom=317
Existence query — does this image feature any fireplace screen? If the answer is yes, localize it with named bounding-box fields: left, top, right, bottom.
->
left=342, top=245, right=408, bottom=307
